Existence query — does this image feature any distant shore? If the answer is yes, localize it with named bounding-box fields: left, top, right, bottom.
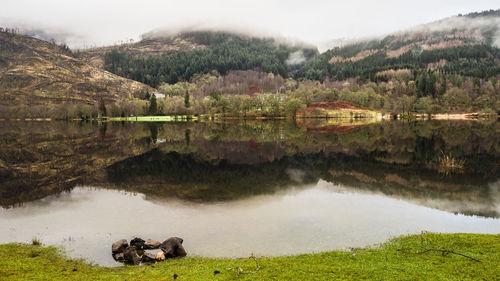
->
left=0, top=112, right=497, bottom=122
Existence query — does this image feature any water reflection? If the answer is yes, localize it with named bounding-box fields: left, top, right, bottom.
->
left=1, top=120, right=500, bottom=265
left=1, top=120, right=499, bottom=215
left=1, top=184, right=499, bottom=266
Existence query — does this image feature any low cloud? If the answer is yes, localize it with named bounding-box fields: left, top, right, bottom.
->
left=142, top=21, right=282, bottom=40
left=404, top=13, right=500, bottom=47
left=0, top=19, right=85, bottom=46
left=320, top=12, right=500, bottom=51
left=141, top=22, right=319, bottom=55
left=286, top=50, right=306, bottom=65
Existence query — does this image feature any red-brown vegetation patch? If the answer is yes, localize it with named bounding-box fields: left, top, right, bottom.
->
left=247, top=86, right=260, bottom=96
left=306, top=102, right=361, bottom=111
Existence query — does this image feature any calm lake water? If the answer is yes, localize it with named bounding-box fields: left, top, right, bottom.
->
left=1, top=120, right=499, bottom=266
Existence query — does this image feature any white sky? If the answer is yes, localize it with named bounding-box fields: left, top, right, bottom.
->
left=1, top=0, right=499, bottom=50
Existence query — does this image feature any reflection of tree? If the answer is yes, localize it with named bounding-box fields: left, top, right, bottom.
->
left=99, top=122, right=107, bottom=140
left=148, top=123, right=158, bottom=143
left=413, top=135, right=436, bottom=163
left=185, top=129, right=191, bottom=146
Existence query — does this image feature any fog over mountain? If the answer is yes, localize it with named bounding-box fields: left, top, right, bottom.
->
left=320, top=10, right=500, bottom=50
left=1, top=0, right=499, bottom=49
left=407, top=12, right=500, bottom=46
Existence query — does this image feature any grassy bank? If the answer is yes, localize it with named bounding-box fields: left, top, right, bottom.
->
left=0, top=233, right=498, bottom=280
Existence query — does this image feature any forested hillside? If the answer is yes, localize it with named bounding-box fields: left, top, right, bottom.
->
left=297, top=45, right=500, bottom=81
left=102, top=31, right=319, bottom=87
left=297, top=10, right=500, bottom=81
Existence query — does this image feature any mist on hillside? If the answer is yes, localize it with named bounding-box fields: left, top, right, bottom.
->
left=0, top=20, right=93, bottom=47
left=2, top=9, right=500, bottom=52
left=406, top=12, right=500, bottom=47
left=321, top=10, right=500, bottom=51
left=141, top=22, right=319, bottom=51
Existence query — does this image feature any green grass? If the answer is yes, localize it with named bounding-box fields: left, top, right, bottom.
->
left=0, top=233, right=498, bottom=280
left=107, top=115, right=193, bottom=122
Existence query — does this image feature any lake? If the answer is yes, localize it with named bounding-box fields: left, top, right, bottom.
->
left=1, top=119, right=499, bottom=266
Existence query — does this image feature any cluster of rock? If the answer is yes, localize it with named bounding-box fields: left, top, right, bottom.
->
left=111, top=237, right=186, bottom=265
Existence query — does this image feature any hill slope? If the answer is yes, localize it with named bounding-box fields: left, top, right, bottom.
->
left=80, top=35, right=207, bottom=69
left=0, top=31, right=150, bottom=106
left=297, top=9, right=500, bottom=81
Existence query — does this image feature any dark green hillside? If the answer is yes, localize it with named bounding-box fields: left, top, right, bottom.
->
left=298, top=45, right=500, bottom=81
left=103, top=31, right=319, bottom=87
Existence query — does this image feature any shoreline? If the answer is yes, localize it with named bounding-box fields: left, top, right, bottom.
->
left=0, top=112, right=497, bottom=122
left=0, top=233, right=498, bottom=280
left=413, top=112, right=498, bottom=120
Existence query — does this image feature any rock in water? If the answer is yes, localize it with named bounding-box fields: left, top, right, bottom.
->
left=156, top=251, right=165, bottom=261
left=130, top=237, right=146, bottom=250
left=141, top=252, right=157, bottom=263
left=111, top=239, right=128, bottom=254
left=143, top=239, right=161, bottom=249
left=160, top=237, right=187, bottom=258
left=123, top=246, right=140, bottom=265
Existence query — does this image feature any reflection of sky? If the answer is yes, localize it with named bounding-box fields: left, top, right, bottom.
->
left=1, top=183, right=499, bottom=267
left=319, top=179, right=500, bottom=218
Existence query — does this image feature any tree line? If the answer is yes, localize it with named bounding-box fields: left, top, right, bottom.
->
left=1, top=68, right=498, bottom=120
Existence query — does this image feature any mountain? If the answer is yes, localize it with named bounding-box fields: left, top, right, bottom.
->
left=0, top=31, right=150, bottom=107
left=297, top=9, right=500, bottom=81
left=80, top=11, right=500, bottom=89
left=90, top=31, right=319, bottom=87
left=1, top=9, right=499, bottom=118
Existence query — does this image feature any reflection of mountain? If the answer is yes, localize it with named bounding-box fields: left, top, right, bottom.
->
left=0, top=122, right=156, bottom=207
left=106, top=148, right=500, bottom=217
left=323, top=165, right=500, bottom=218
left=1, top=120, right=499, bottom=217
left=107, top=150, right=316, bottom=202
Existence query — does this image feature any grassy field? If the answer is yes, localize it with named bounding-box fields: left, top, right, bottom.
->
left=0, top=233, right=498, bottom=280
left=107, top=115, right=193, bottom=122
